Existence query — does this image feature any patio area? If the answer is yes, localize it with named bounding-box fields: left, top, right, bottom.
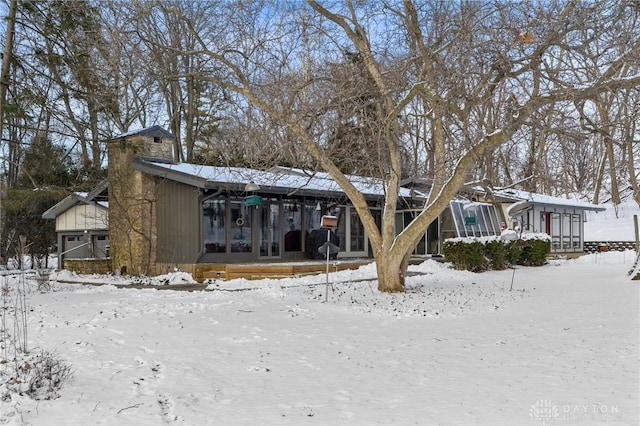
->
left=193, top=258, right=374, bottom=282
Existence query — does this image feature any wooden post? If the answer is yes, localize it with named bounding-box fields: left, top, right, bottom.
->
left=634, top=215, right=639, bottom=253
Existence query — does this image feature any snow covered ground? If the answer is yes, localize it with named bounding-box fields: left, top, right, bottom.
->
left=584, top=198, right=639, bottom=241
left=0, top=200, right=638, bottom=425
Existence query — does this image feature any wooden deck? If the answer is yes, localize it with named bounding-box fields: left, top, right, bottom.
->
left=193, top=259, right=373, bottom=282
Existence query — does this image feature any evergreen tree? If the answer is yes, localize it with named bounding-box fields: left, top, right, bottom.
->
left=3, top=136, right=72, bottom=267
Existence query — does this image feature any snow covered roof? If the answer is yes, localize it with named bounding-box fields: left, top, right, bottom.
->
left=42, top=180, right=109, bottom=220
left=495, top=188, right=605, bottom=213
left=135, top=160, right=413, bottom=199
left=109, top=125, right=175, bottom=141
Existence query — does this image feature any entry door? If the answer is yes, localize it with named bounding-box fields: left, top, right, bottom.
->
left=259, top=202, right=281, bottom=257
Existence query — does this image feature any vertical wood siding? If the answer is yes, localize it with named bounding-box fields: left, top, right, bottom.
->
left=155, top=179, right=200, bottom=263
left=56, top=204, right=108, bottom=231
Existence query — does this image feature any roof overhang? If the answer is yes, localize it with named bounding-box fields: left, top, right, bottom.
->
left=42, top=181, right=109, bottom=220
left=135, top=160, right=412, bottom=201
left=109, top=125, right=176, bottom=141
left=494, top=189, right=606, bottom=213
left=506, top=199, right=607, bottom=217
left=506, top=201, right=533, bottom=217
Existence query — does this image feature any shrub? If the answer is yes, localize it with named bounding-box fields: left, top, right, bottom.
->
left=506, top=242, right=524, bottom=265
left=484, top=239, right=508, bottom=270
left=1, top=350, right=73, bottom=401
left=442, top=239, right=488, bottom=272
left=443, top=234, right=551, bottom=272
left=521, top=239, right=551, bottom=266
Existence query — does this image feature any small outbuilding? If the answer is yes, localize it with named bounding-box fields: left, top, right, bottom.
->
left=496, top=189, right=606, bottom=254
left=458, top=187, right=606, bottom=255
left=41, top=180, right=109, bottom=266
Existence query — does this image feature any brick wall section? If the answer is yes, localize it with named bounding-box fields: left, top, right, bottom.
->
left=584, top=241, right=638, bottom=253
left=64, top=259, right=111, bottom=275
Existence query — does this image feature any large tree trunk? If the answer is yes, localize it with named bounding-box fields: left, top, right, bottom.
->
left=0, top=0, right=16, bottom=124
left=627, top=128, right=640, bottom=207
left=604, top=136, right=621, bottom=205
left=0, top=0, right=17, bottom=265
left=592, top=149, right=607, bottom=205
left=376, top=253, right=406, bottom=293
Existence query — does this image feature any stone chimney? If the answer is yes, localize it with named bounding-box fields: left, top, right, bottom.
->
left=107, top=126, right=176, bottom=275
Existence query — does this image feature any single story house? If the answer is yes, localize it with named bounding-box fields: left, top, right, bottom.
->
left=43, top=126, right=606, bottom=277
left=104, top=126, right=425, bottom=276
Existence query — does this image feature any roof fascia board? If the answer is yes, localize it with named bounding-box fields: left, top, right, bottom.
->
left=85, top=179, right=108, bottom=200
left=42, top=192, right=107, bottom=220
left=492, top=189, right=605, bottom=212
left=527, top=201, right=606, bottom=212
left=136, top=161, right=394, bottom=201
left=110, top=125, right=175, bottom=141
left=132, top=160, right=210, bottom=189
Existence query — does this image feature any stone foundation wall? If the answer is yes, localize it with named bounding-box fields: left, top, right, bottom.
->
left=584, top=241, right=638, bottom=253
left=63, top=258, right=112, bottom=275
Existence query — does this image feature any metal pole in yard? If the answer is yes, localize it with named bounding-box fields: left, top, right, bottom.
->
left=634, top=215, right=638, bottom=254
left=325, top=229, right=330, bottom=302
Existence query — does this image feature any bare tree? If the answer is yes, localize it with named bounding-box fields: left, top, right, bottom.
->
left=624, top=89, right=640, bottom=206
left=3, top=1, right=638, bottom=287
left=130, top=0, right=224, bottom=162
left=0, top=0, right=16, bottom=144
left=11, top=0, right=121, bottom=180
left=95, top=1, right=167, bottom=134
left=170, top=0, right=640, bottom=292
left=0, top=0, right=17, bottom=263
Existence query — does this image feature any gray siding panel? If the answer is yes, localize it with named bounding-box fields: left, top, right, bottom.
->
left=156, top=179, right=200, bottom=263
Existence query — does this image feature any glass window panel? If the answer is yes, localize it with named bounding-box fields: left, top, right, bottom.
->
left=551, top=213, right=561, bottom=249
left=403, top=211, right=412, bottom=230
left=474, top=206, right=485, bottom=236
left=484, top=206, right=493, bottom=235
left=284, top=201, right=302, bottom=251
left=449, top=201, right=466, bottom=237
left=230, top=200, right=251, bottom=253
left=305, top=203, right=322, bottom=231
left=488, top=206, right=500, bottom=234
left=562, top=213, right=571, bottom=249
left=258, top=202, right=280, bottom=257
left=203, top=199, right=226, bottom=253
left=350, top=208, right=365, bottom=251
left=449, top=201, right=501, bottom=238
left=441, top=206, right=457, bottom=240
left=426, top=219, right=439, bottom=254
left=572, top=214, right=581, bottom=248
left=271, top=204, right=280, bottom=256
left=335, top=207, right=346, bottom=252
left=482, top=211, right=490, bottom=235
left=476, top=206, right=486, bottom=236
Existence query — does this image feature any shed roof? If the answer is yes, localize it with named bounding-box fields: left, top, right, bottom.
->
left=496, top=188, right=606, bottom=214
left=42, top=180, right=109, bottom=220
left=109, top=125, right=175, bottom=141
